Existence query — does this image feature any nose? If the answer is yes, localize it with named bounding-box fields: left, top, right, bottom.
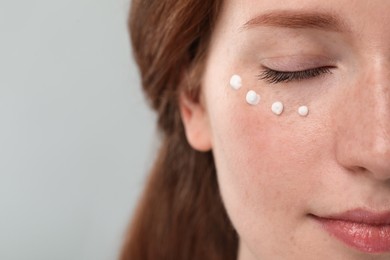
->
left=334, top=58, right=390, bottom=181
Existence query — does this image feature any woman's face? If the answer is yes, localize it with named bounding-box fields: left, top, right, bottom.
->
left=181, top=0, right=390, bottom=259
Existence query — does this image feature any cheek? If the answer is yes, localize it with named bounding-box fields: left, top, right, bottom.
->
left=212, top=105, right=307, bottom=210
left=208, top=93, right=327, bottom=248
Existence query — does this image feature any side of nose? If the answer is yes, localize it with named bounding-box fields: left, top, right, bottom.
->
left=335, top=58, right=390, bottom=181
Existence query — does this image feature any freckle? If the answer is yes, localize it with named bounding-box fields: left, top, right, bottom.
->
left=229, top=74, right=242, bottom=90
left=298, top=106, right=309, bottom=117
left=246, top=90, right=260, bottom=105
left=271, top=101, right=284, bottom=115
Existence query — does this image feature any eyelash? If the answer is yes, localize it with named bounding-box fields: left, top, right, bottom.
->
left=258, top=66, right=334, bottom=84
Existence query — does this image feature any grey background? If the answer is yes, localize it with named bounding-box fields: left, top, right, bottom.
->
left=0, top=0, right=156, bottom=259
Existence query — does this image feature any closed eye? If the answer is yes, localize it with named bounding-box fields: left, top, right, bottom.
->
left=258, top=66, right=334, bottom=84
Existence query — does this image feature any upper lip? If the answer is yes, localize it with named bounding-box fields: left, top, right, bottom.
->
left=314, top=208, right=390, bottom=225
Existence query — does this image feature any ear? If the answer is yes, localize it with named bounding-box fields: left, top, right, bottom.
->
left=179, top=93, right=212, bottom=152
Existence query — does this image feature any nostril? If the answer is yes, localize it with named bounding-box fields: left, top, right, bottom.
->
left=356, top=166, right=367, bottom=172
left=345, top=165, right=367, bottom=173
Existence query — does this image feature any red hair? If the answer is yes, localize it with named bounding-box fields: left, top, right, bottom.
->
left=120, top=0, right=239, bottom=259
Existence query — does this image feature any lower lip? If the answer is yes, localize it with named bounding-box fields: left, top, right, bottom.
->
left=313, top=216, right=390, bottom=253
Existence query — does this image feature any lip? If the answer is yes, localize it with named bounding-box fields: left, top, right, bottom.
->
left=311, top=209, right=390, bottom=253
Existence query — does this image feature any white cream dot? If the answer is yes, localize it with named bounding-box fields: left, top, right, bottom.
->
left=271, top=101, right=284, bottom=115
left=298, top=106, right=309, bottom=117
left=229, top=74, right=242, bottom=90
left=246, top=90, right=260, bottom=105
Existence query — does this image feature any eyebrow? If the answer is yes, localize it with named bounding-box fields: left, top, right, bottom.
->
left=242, top=10, right=348, bottom=32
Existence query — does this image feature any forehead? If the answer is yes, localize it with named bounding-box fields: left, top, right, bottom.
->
left=217, top=0, right=390, bottom=41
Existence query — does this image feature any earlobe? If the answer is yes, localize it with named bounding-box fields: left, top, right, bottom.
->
left=179, top=93, right=212, bottom=152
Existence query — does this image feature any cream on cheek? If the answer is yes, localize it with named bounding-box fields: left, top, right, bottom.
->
left=209, top=72, right=315, bottom=210
left=205, top=68, right=333, bottom=258
left=229, top=74, right=310, bottom=116
left=208, top=85, right=308, bottom=259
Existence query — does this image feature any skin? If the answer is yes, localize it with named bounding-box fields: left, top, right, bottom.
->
left=180, top=0, right=390, bottom=259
